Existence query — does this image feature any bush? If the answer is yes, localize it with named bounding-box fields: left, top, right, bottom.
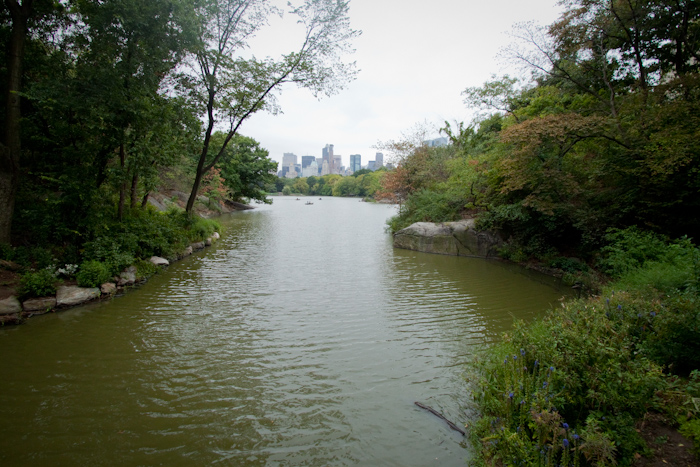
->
left=471, top=294, right=666, bottom=466
left=18, top=269, right=57, bottom=299
left=76, top=260, right=112, bottom=288
left=188, top=217, right=220, bottom=242
left=134, top=259, right=158, bottom=280
left=597, top=227, right=672, bottom=278
left=387, top=189, right=461, bottom=233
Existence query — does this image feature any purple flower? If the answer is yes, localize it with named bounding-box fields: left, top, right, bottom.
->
left=513, top=355, right=517, bottom=360
left=606, top=298, right=610, bottom=305
left=617, top=304, right=622, bottom=310
left=562, top=423, right=569, bottom=429
left=520, top=348, right=526, bottom=356
left=563, top=438, right=569, bottom=448
left=650, top=311, right=656, bottom=317
left=509, top=392, right=514, bottom=399
left=504, top=359, right=508, bottom=364
left=549, top=366, right=555, bottom=372
left=543, top=381, right=548, bottom=388
left=534, top=360, right=539, bottom=367
left=573, top=434, right=580, bottom=440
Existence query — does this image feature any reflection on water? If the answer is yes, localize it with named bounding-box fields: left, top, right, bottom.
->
left=0, top=197, right=568, bottom=466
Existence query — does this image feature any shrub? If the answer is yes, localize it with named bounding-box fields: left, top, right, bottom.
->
left=18, top=269, right=57, bottom=299
left=76, top=260, right=112, bottom=288
left=386, top=189, right=461, bottom=233
left=188, top=217, right=220, bottom=242
left=134, top=259, right=158, bottom=280
left=597, top=227, right=671, bottom=278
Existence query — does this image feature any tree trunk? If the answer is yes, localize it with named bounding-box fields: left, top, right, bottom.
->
left=130, top=173, right=138, bottom=208
left=117, top=142, right=126, bottom=221
left=0, top=0, right=32, bottom=244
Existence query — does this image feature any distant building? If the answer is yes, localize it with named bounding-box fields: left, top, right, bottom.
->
left=333, top=156, right=342, bottom=174
left=301, top=155, right=315, bottom=169
left=302, top=160, right=318, bottom=177
left=322, top=144, right=334, bottom=174
left=321, top=159, right=330, bottom=176
left=367, top=160, right=376, bottom=171
left=424, top=137, right=448, bottom=147
left=350, top=154, right=361, bottom=173
left=283, top=152, right=298, bottom=167
left=375, top=152, right=384, bottom=168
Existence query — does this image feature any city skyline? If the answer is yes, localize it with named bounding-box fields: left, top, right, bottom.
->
left=278, top=145, right=384, bottom=178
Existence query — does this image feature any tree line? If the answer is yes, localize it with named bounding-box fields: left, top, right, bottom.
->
left=0, top=0, right=359, bottom=250
left=380, top=0, right=699, bottom=262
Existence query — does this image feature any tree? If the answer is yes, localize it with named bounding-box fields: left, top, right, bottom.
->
left=216, top=133, right=277, bottom=203
left=0, top=0, right=54, bottom=243
left=182, top=0, right=359, bottom=213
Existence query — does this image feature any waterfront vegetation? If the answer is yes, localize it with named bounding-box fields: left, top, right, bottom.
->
left=370, top=0, right=700, bottom=464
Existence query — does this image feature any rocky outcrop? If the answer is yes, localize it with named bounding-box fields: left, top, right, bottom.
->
left=150, top=256, right=169, bottom=267
left=117, top=266, right=137, bottom=286
left=393, top=219, right=503, bottom=258
left=22, top=297, right=57, bottom=314
left=56, top=286, right=101, bottom=307
left=0, top=296, right=22, bottom=315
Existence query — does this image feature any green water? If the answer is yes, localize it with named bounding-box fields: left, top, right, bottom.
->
left=0, top=197, right=568, bottom=466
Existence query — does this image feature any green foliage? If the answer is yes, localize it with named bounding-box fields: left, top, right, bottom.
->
left=597, top=227, right=672, bottom=278
left=387, top=189, right=462, bottom=233
left=471, top=293, right=666, bottom=466
left=679, top=419, right=700, bottom=456
left=17, top=269, right=57, bottom=300
left=134, top=259, right=158, bottom=280
left=76, top=260, right=112, bottom=288
left=0, top=243, right=13, bottom=261
left=187, top=217, right=221, bottom=242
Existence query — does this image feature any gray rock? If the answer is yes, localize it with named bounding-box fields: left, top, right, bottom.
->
left=56, top=286, right=100, bottom=307
left=205, top=237, right=212, bottom=246
left=0, top=296, right=22, bottom=315
left=180, top=246, right=193, bottom=258
left=101, top=282, right=117, bottom=295
left=118, top=266, right=137, bottom=286
left=212, top=232, right=220, bottom=240
left=393, top=219, right=502, bottom=258
left=147, top=196, right=167, bottom=212
left=150, top=256, right=169, bottom=267
left=191, top=241, right=205, bottom=251
left=171, top=191, right=189, bottom=202
left=22, top=297, right=57, bottom=314
left=0, top=313, right=21, bottom=325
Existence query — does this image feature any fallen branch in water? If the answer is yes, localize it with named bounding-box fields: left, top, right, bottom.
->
left=414, top=401, right=466, bottom=436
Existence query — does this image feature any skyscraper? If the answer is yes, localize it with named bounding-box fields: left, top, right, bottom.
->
left=375, top=152, right=384, bottom=168
left=349, top=154, right=361, bottom=173
left=301, top=155, right=315, bottom=169
left=322, top=144, right=334, bottom=173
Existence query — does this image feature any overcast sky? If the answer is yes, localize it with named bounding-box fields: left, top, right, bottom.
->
left=240, top=0, right=564, bottom=168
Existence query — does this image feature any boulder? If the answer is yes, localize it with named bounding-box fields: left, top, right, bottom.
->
left=0, top=313, right=21, bottom=325
left=56, top=286, right=100, bottom=307
left=118, top=266, right=137, bottom=286
left=22, top=297, right=57, bottom=314
left=100, top=282, right=117, bottom=295
left=150, top=256, right=169, bottom=267
left=191, top=241, right=205, bottom=251
left=147, top=196, right=167, bottom=212
left=0, top=296, right=22, bottom=315
left=180, top=246, right=193, bottom=258
left=212, top=232, right=220, bottom=240
left=393, top=219, right=503, bottom=258
left=205, top=237, right=212, bottom=247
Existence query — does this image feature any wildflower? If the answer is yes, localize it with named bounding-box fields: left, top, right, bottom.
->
left=617, top=304, right=622, bottom=310
left=520, top=348, right=526, bottom=356
left=520, top=400, right=525, bottom=405
left=573, top=434, right=580, bottom=440
left=562, top=423, right=569, bottom=429
left=650, top=311, right=656, bottom=317
left=534, top=360, right=539, bottom=367
left=517, top=426, right=521, bottom=432
left=563, top=438, right=569, bottom=448
left=513, top=355, right=517, bottom=360
left=606, top=298, right=610, bottom=305
left=509, top=392, right=514, bottom=399
left=543, top=381, right=548, bottom=388
left=549, top=366, right=555, bottom=372
left=638, top=313, right=642, bottom=318
left=505, top=359, right=508, bottom=364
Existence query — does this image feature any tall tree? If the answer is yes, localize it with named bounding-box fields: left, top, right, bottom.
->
left=181, top=0, right=359, bottom=213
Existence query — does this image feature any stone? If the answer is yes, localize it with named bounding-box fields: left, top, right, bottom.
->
left=205, top=237, right=212, bottom=247
left=56, top=286, right=100, bottom=307
left=191, top=241, right=205, bottom=251
left=0, top=296, right=22, bottom=315
left=180, top=246, right=193, bottom=258
left=147, top=196, right=167, bottom=212
left=22, top=297, right=57, bottom=314
left=212, top=232, right=220, bottom=240
left=118, top=266, right=137, bottom=286
left=150, top=256, right=169, bottom=267
left=0, top=313, right=21, bottom=325
left=101, top=282, right=117, bottom=295
left=393, top=219, right=503, bottom=259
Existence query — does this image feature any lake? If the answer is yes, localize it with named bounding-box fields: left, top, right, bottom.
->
left=0, top=196, right=568, bottom=466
